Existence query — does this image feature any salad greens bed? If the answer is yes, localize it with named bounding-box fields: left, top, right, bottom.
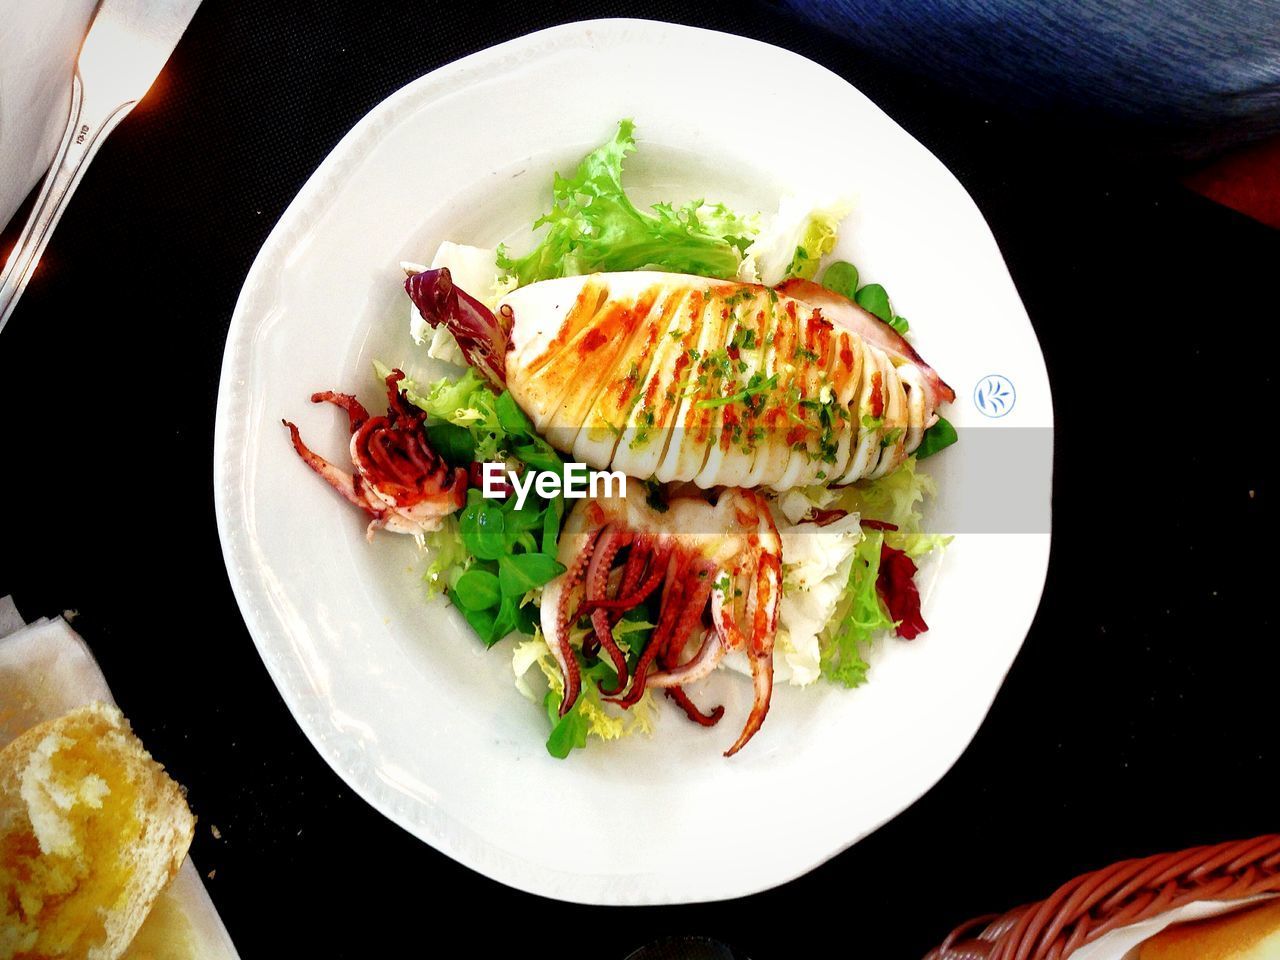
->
left=377, top=360, right=665, bottom=757
left=390, top=120, right=956, bottom=757
left=374, top=362, right=567, bottom=646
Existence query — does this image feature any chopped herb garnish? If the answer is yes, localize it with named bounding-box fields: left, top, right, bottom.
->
left=697, top=371, right=780, bottom=410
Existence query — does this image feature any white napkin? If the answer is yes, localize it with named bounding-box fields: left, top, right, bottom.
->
left=0, top=0, right=98, bottom=231
left=0, top=596, right=240, bottom=960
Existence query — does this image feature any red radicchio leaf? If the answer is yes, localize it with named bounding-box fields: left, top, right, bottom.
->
left=804, top=512, right=902, bottom=529
left=859, top=518, right=899, bottom=531
left=805, top=507, right=850, bottom=526
left=876, top=542, right=929, bottom=640
left=468, top=461, right=513, bottom=497
left=404, top=267, right=510, bottom=386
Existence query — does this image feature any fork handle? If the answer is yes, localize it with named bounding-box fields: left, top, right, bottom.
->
left=0, top=71, right=137, bottom=333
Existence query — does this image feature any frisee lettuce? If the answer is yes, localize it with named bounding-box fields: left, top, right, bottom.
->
left=513, top=627, right=659, bottom=758
left=814, top=457, right=952, bottom=687
left=381, top=363, right=504, bottom=463
left=819, top=529, right=893, bottom=687
left=836, top=456, right=952, bottom=558
left=740, top=191, right=854, bottom=287
left=496, top=119, right=757, bottom=287
left=423, top=516, right=469, bottom=594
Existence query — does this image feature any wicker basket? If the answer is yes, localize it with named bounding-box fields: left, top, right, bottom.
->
left=925, top=834, right=1280, bottom=960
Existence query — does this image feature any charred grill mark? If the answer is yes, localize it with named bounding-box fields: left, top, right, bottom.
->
left=579, top=300, right=635, bottom=356
left=649, top=295, right=706, bottom=439
left=527, top=279, right=609, bottom=377
left=615, top=287, right=685, bottom=420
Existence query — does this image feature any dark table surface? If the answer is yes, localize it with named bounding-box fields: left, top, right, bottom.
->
left=2, top=2, right=1276, bottom=956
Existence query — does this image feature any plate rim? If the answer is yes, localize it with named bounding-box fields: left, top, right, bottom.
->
left=213, top=16, right=1054, bottom=905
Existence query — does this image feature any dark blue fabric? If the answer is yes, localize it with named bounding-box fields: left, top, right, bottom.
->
left=775, top=0, right=1280, bottom=157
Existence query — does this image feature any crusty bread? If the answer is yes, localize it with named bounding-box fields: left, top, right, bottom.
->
left=0, top=701, right=195, bottom=960
left=1138, top=899, right=1280, bottom=960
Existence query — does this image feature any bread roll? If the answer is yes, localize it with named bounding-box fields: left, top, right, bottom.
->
left=1138, top=898, right=1280, bottom=960
left=0, top=701, right=195, bottom=960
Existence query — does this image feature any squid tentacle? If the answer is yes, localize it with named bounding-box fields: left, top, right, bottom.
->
left=659, top=560, right=727, bottom=730
left=610, top=539, right=652, bottom=626
left=645, top=629, right=725, bottom=688
left=544, top=486, right=783, bottom=753
left=646, top=562, right=718, bottom=689
left=579, top=526, right=632, bottom=672
left=310, top=391, right=371, bottom=431
left=609, top=551, right=685, bottom=708
left=578, top=548, right=669, bottom=614
left=540, top=525, right=604, bottom=717
left=725, top=649, right=774, bottom=757
left=589, top=610, right=630, bottom=696
left=723, top=496, right=782, bottom=756
left=283, top=420, right=383, bottom=518
left=666, top=687, right=726, bottom=727
left=286, top=369, right=467, bottom=541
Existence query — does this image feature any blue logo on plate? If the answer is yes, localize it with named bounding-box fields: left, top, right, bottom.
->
left=974, top=375, right=1016, bottom=418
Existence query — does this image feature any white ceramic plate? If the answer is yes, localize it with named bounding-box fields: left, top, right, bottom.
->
left=214, top=19, right=1052, bottom=905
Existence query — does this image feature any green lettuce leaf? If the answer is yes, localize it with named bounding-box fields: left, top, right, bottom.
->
left=819, top=529, right=893, bottom=687
left=742, top=191, right=854, bottom=286
left=514, top=635, right=659, bottom=759
left=815, top=458, right=952, bottom=686
left=785, top=204, right=849, bottom=280
left=496, top=119, right=756, bottom=287
left=838, top=456, right=934, bottom=532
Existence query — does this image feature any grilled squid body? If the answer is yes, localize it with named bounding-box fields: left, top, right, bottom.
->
left=500, top=272, right=953, bottom=491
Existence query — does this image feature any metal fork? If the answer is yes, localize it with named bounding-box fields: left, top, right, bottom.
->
left=0, top=0, right=202, bottom=333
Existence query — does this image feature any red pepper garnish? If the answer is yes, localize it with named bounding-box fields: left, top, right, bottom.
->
left=876, top=542, right=928, bottom=640
left=869, top=370, right=885, bottom=419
